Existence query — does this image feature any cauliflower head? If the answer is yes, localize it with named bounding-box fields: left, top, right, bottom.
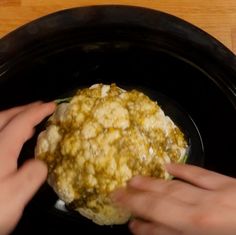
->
left=35, top=84, right=188, bottom=225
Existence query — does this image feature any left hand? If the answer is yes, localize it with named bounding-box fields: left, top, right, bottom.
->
left=0, top=102, right=55, bottom=235
left=112, top=164, right=236, bottom=235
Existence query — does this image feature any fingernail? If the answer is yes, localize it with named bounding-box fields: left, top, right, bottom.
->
left=44, top=102, right=56, bottom=111
left=129, top=219, right=138, bottom=231
left=128, top=176, right=142, bottom=187
left=33, top=160, right=48, bottom=175
left=129, top=220, right=135, bottom=230
left=110, top=188, right=125, bottom=202
left=164, top=163, right=172, bottom=172
left=47, top=101, right=56, bottom=107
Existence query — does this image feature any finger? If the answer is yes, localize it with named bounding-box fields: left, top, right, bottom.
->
left=166, top=164, right=234, bottom=190
left=128, top=176, right=204, bottom=204
left=129, top=219, right=181, bottom=235
left=0, top=102, right=42, bottom=131
left=5, top=159, right=47, bottom=209
left=0, top=102, right=55, bottom=178
left=112, top=187, right=192, bottom=230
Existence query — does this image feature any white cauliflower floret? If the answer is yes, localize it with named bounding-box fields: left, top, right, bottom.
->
left=35, top=125, right=62, bottom=154
left=35, top=83, right=188, bottom=225
left=94, top=100, right=130, bottom=129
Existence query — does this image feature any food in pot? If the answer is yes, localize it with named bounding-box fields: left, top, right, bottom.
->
left=35, top=83, right=188, bottom=225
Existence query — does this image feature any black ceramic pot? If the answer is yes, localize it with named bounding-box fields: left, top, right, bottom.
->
left=0, top=5, right=235, bottom=235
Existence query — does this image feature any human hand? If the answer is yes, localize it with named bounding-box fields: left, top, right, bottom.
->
left=0, top=102, right=55, bottom=235
left=112, top=164, right=236, bottom=235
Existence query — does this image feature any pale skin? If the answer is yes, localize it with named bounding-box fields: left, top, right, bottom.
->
left=0, top=101, right=55, bottom=235
left=112, top=164, right=236, bottom=235
left=1, top=102, right=236, bottom=235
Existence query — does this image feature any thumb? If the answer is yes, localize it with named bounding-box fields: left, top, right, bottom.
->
left=8, top=159, right=48, bottom=208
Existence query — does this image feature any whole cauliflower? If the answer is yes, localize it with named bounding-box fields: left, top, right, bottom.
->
left=35, top=84, right=188, bottom=225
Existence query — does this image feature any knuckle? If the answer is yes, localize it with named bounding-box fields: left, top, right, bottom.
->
left=145, top=195, right=163, bottom=219
left=148, top=224, right=160, bottom=235
left=213, top=196, right=225, bottom=205
left=165, top=181, right=183, bottom=194
left=207, top=193, right=228, bottom=206
left=190, top=211, right=217, bottom=229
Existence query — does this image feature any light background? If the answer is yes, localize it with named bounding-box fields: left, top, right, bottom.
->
left=0, top=0, right=236, bottom=53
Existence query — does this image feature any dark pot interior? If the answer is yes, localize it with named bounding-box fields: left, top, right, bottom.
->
left=0, top=5, right=235, bottom=235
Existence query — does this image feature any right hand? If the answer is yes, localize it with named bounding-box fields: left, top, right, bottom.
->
left=112, top=164, right=236, bottom=235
